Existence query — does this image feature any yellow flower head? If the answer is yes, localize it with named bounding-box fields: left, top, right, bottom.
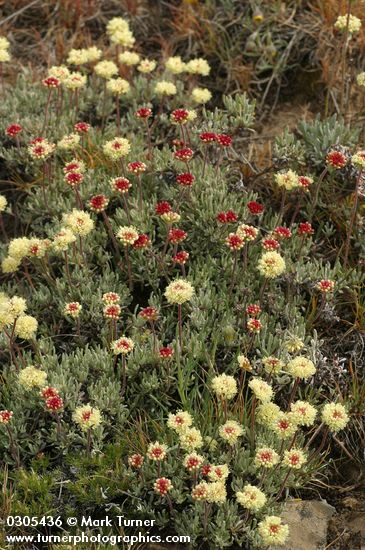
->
left=283, top=448, right=307, bottom=469
left=206, top=482, right=227, bottom=503
left=155, top=81, right=177, bottom=96
left=257, top=251, right=286, bottom=278
left=167, top=410, right=193, bottom=433
left=103, top=137, right=131, bottom=160
left=185, top=58, right=210, bottom=76
left=19, top=366, right=47, bottom=389
left=236, top=484, right=267, bottom=511
left=164, top=279, right=194, bottom=304
left=63, top=210, right=94, bottom=237
left=211, top=374, right=237, bottom=400
left=275, top=169, right=299, bottom=190
left=106, top=78, right=130, bottom=95
left=258, top=516, right=289, bottom=546
left=73, top=404, right=102, bottom=431
left=119, top=51, right=140, bottom=66
left=165, top=56, right=186, bottom=74
left=191, top=87, right=212, bottom=104
left=256, top=402, right=281, bottom=425
left=286, top=356, right=316, bottom=380
left=219, top=420, right=244, bottom=445
left=15, top=315, right=38, bottom=339
left=179, top=427, right=203, bottom=451
left=321, top=402, right=349, bottom=432
left=94, top=60, right=118, bottom=79
left=290, top=400, right=317, bottom=426
left=334, top=14, right=361, bottom=34
left=116, top=225, right=139, bottom=246
left=248, top=377, right=274, bottom=403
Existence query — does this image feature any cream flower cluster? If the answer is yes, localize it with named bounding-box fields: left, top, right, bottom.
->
left=19, top=366, right=47, bottom=389
left=0, top=293, right=27, bottom=327
left=119, top=51, right=140, bottom=66
left=321, top=402, right=349, bottom=432
left=154, top=81, right=177, bottom=97
left=286, top=356, right=316, bottom=380
left=164, top=279, right=194, bottom=304
left=236, top=484, right=267, bottom=511
left=357, top=72, right=365, bottom=88
left=218, top=420, right=244, bottom=445
left=106, top=17, right=135, bottom=47
left=275, top=169, right=300, bottom=190
left=0, top=35, right=10, bottom=63
left=258, top=516, right=289, bottom=546
left=257, top=251, right=286, bottom=278
left=248, top=377, right=274, bottom=402
left=103, top=137, right=131, bottom=160
left=164, top=56, right=211, bottom=76
left=52, top=228, right=77, bottom=252
left=107, top=77, right=130, bottom=96
left=67, top=47, right=102, bottom=65
left=167, top=411, right=203, bottom=451
left=58, top=133, right=80, bottom=150
left=73, top=404, right=102, bottom=431
left=334, top=14, right=361, bottom=34
left=94, top=60, right=119, bottom=79
left=63, top=210, right=94, bottom=236
left=211, top=373, right=238, bottom=400
left=0, top=194, right=7, bottom=212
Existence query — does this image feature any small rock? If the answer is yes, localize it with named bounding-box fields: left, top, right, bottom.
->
left=281, top=499, right=336, bottom=550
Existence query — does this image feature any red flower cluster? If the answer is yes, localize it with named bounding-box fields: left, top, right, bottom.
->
left=226, top=233, right=244, bottom=250
left=132, top=234, right=150, bottom=249
left=247, top=201, right=264, bottom=215
left=74, top=122, right=91, bottom=134
left=216, top=134, right=232, bottom=147
left=262, top=238, right=280, bottom=250
left=40, top=386, right=63, bottom=412
left=46, top=395, right=64, bottom=411
left=128, top=453, right=144, bottom=468
left=0, top=410, right=13, bottom=423
left=176, top=173, right=195, bottom=187
left=41, top=386, right=59, bottom=399
left=168, top=228, right=187, bottom=244
left=155, top=201, right=172, bottom=216
left=171, top=109, right=189, bottom=124
left=104, top=305, right=121, bottom=319
left=298, top=222, right=314, bottom=236
left=174, top=148, right=193, bottom=161
left=6, top=124, right=22, bottom=138
left=273, top=226, right=292, bottom=239
left=42, top=76, right=61, bottom=88
left=201, top=464, right=212, bottom=477
left=139, top=307, right=159, bottom=321
left=111, top=177, right=131, bottom=194
left=89, top=194, right=109, bottom=213
left=154, top=477, right=172, bottom=495
left=159, top=346, right=174, bottom=359
left=298, top=176, right=312, bottom=189
left=246, top=303, right=261, bottom=316
left=135, top=107, right=152, bottom=119
left=65, top=172, right=83, bottom=187
left=217, top=210, right=238, bottom=223
left=199, top=132, right=217, bottom=143
left=173, top=251, right=189, bottom=264
left=326, top=150, right=347, bottom=169
left=127, top=161, right=146, bottom=174
left=247, top=318, right=262, bottom=333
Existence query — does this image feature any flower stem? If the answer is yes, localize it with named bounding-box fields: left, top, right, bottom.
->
left=344, top=169, right=362, bottom=267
